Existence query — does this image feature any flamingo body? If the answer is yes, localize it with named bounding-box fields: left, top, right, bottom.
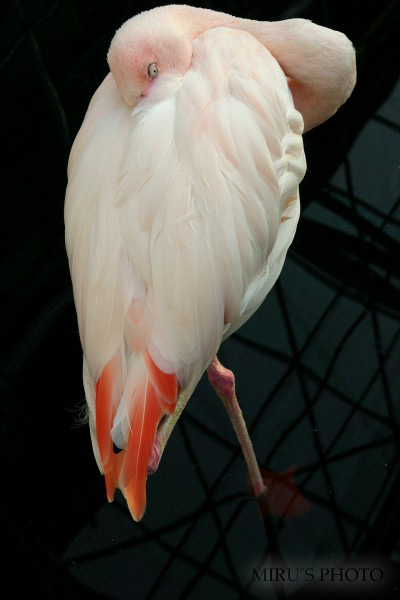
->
left=65, top=5, right=355, bottom=520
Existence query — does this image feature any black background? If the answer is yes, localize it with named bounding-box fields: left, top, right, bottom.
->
left=1, top=1, right=400, bottom=598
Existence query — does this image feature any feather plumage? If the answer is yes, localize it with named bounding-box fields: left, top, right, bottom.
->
left=64, top=3, right=354, bottom=520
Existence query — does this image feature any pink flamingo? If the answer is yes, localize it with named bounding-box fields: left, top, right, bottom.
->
left=65, top=5, right=356, bottom=521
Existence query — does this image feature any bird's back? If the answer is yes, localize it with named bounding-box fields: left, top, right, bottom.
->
left=116, top=26, right=306, bottom=386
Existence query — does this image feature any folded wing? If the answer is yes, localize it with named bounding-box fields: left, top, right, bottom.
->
left=64, top=26, right=306, bottom=520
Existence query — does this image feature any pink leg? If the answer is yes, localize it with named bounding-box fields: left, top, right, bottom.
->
left=207, top=356, right=267, bottom=498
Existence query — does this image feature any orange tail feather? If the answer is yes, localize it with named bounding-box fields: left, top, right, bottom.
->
left=96, top=354, right=120, bottom=471
left=145, top=351, right=178, bottom=413
left=96, top=353, right=124, bottom=501
left=95, top=351, right=179, bottom=520
left=122, top=379, right=163, bottom=520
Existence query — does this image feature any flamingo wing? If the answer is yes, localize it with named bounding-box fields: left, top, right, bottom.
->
left=65, top=26, right=306, bottom=520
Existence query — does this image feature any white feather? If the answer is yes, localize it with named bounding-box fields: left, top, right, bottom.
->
left=65, top=26, right=306, bottom=450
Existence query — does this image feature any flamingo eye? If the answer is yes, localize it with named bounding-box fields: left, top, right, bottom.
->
left=147, top=63, right=158, bottom=79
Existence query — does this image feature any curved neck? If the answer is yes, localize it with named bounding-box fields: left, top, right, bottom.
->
left=161, top=5, right=356, bottom=131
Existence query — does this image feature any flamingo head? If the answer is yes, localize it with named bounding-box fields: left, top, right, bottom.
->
left=107, top=14, right=193, bottom=106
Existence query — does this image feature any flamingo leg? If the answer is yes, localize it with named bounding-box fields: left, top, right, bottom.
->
left=207, top=356, right=267, bottom=498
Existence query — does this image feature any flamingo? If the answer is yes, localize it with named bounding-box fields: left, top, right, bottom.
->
left=64, top=4, right=356, bottom=521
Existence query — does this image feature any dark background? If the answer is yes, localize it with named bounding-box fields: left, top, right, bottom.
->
left=1, top=1, right=399, bottom=598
